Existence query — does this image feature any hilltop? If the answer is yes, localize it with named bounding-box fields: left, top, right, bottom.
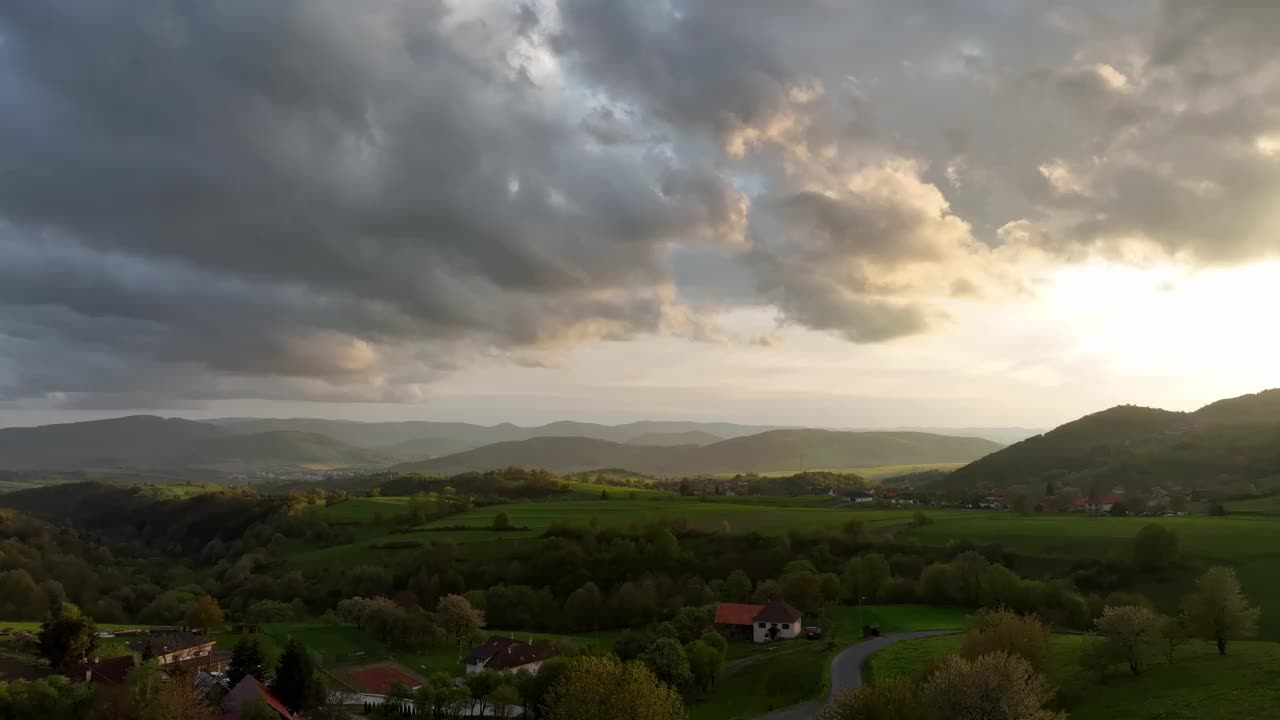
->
left=392, top=429, right=1003, bottom=476
left=0, top=417, right=390, bottom=473
left=625, top=431, right=723, bottom=446
left=946, top=389, right=1280, bottom=493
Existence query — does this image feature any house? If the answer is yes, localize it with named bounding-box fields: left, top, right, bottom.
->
left=714, top=600, right=804, bottom=644
left=128, top=631, right=230, bottom=671
left=0, top=657, right=46, bottom=682
left=70, top=655, right=136, bottom=685
left=1085, top=494, right=1125, bottom=513
left=221, top=675, right=296, bottom=720
left=847, top=490, right=875, bottom=504
left=751, top=600, right=803, bottom=643
left=464, top=636, right=558, bottom=674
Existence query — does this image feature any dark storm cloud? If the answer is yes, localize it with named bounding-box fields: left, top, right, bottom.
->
left=0, top=0, right=743, bottom=402
left=3, top=0, right=1280, bottom=407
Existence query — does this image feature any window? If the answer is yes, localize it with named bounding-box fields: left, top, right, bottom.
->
left=758, top=623, right=766, bottom=628
left=782, top=624, right=790, bottom=630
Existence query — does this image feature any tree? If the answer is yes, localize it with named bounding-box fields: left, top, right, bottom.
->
left=781, top=571, right=824, bottom=614
left=1088, top=605, right=1165, bottom=676
left=922, top=652, right=1064, bottom=720
left=544, top=656, right=684, bottom=720
left=564, top=582, right=604, bottom=632
left=599, top=489, right=609, bottom=501
left=961, top=608, right=1051, bottom=671
left=1161, top=613, right=1190, bottom=664
left=1169, top=494, right=1188, bottom=513
left=271, top=638, right=321, bottom=713
left=37, top=614, right=97, bottom=672
left=493, top=512, right=513, bottom=531
left=228, top=636, right=269, bottom=686
left=911, top=510, right=931, bottom=527
left=724, top=570, right=752, bottom=602
left=1133, top=524, right=1180, bottom=572
left=686, top=639, right=724, bottom=691
left=185, top=595, right=225, bottom=634
left=1109, top=502, right=1129, bottom=517
left=818, top=675, right=924, bottom=720
left=520, top=657, right=570, bottom=719
left=490, top=684, right=521, bottom=719
left=641, top=638, right=691, bottom=690
left=1011, top=494, right=1030, bottom=514
left=1183, top=566, right=1260, bottom=655
left=438, top=594, right=485, bottom=652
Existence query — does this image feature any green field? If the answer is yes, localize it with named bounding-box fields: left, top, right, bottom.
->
left=692, top=605, right=968, bottom=720
left=901, top=513, right=1280, bottom=639
left=867, top=633, right=1280, bottom=720
left=286, top=496, right=967, bottom=570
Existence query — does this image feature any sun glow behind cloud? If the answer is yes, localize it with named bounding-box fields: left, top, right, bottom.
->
left=1036, top=260, right=1280, bottom=396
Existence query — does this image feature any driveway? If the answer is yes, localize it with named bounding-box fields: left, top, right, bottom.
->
left=753, top=630, right=958, bottom=720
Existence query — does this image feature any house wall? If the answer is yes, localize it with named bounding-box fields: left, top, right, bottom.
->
left=752, top=620, right=800, bottom=643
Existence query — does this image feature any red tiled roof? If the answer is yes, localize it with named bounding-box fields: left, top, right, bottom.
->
left=715, top=602, right=764, bottom=626
left=221, top=675, right=295, bottom=720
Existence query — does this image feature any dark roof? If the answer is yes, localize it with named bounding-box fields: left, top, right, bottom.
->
left=753, top=600, right=802, bottom=623
left=221, top=675, right=295, bottom=720
left=70, top=655, right=136, bottom=685
left=129, top=630, right=213, bottom=657
left=714, top=602, right=765, bottom=626
left=465, top=636, right=558, bottom=670
left=0, top=657, right=46, bottom=682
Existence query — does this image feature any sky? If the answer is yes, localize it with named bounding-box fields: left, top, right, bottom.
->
left=1, top=0, right=1279, bottom=430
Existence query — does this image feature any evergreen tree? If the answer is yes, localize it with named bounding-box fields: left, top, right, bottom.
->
left=228, top=636, right=268, bottom=686
left=271, top=638, right=321, bottom=712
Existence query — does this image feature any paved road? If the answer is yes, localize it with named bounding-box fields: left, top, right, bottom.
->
left=754, top=630, right=958, bottom=720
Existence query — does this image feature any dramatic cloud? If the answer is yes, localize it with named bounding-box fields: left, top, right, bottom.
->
left=1, top=0, right=1278, bottom=409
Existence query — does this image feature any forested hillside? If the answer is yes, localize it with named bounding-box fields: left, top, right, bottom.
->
left=947, top=390, right=1280, bottom=493
left=394, top=429, right=1003, bottom=476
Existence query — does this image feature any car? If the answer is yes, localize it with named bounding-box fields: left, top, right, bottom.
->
left=805, top=626, right=823, bottom=640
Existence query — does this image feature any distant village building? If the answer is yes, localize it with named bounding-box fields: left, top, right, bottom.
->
left=714, top=600, right=804, bottom=643
left=464, top=636, right=559, bottom=674
left=847, top=490, right=875, bottom=504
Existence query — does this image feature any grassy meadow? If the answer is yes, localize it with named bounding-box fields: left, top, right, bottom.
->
left=284, top=495, right=968, bottom=570
left=867, top=632, right=1280, bottom=720
left=900, top=513, right=1280, bottom=639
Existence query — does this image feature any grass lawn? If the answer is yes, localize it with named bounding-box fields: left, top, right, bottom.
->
left=865, top=633, right=1280, bottom=720
left=692, top=605, right=969, bottom=720
left=284, top=497, right=969, bottom=570
left=902, top=513, right=1280, bottom=639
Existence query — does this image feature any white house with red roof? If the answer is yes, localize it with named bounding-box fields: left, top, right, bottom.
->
left=714, top=600, right=803, bottom=643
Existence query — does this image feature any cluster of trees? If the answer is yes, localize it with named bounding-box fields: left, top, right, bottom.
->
left=1082, top=566, right=1259, bottom=677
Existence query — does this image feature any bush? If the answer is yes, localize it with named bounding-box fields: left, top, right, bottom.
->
left=961, top=608, right=1050, bottom=671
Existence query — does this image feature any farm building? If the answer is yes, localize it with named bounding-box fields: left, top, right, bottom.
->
left=70, top=655, right=137, bottom=685
left=221, top=675, right=297, bottom=720
left=464, top=636, right=559, bottom=674
left=128, top=630, right=230, bottom=672
left=714, top=600, right=803, bottom=643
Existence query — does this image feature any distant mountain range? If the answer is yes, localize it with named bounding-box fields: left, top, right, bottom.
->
left=946, top=389, right=1280, bottom=493
left=391, top=429, right=1004, bottom=476
left=0, top=415, right=1013, bottom=476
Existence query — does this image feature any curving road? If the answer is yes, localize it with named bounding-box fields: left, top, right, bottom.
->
left=753, top=630, right=958, bottom=720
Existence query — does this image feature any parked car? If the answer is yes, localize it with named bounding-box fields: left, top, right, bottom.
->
left=805, top=626, right=823, bottom=640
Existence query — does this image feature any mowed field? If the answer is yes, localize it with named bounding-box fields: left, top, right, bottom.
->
left=901, top=513, right=1280, bottom=639
left=868, top=633, right=1280, bottom=720
left=285, top=495, right=969, bottom=570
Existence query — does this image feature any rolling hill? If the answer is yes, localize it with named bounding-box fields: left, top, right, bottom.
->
left=0, top=417, right=391, bottom=472
left=625, top=431, right=723, bottom=446
left=392, top=429, right=1003, bottom=476
left=946, top=389, right=1280, bottom=492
